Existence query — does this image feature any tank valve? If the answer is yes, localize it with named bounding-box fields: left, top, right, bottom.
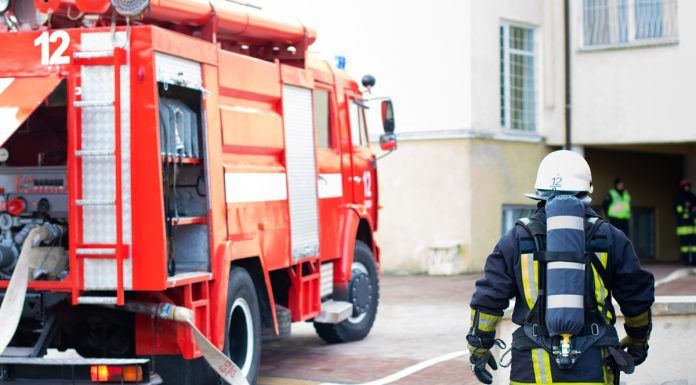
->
left=555, top=333, right=574, bottom=369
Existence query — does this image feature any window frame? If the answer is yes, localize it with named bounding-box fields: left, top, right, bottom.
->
left=312, top=86, right=335, bottom=150
left=579, top=0, right=679, bottom=51
left=348, top=97, right=369, bottom=148
left=501, top=204, right=538, bottom=235
left=313, top=84, right=340, bottom=152
left=500, top=22, right=538, bottom=133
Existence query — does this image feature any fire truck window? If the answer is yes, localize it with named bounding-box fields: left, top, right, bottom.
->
left=358, top=107, right=368, bottom=145
left=349, top=101, right=368, bottom=147
left=313, top=89, right=332, bottom=148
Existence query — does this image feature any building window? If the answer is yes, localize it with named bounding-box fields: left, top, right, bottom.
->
left=313, top=89, right=332, bottom=148
left=582, top=0, right=678, bottom=48
left=502, top=205, right=537, bottom=235
left=500, top=24, right=536, bottom=132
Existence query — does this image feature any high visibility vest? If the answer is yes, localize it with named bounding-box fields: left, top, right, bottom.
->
left=607, top=189, right=631, bottom=220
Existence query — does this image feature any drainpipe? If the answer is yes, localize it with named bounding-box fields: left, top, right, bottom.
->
left=564, top=0, right=572, bottom=150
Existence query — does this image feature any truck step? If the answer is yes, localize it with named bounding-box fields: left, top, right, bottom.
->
left=313, top=300, right=353, bottom=324
left=76, top=296, right=118, bottom=305
left=0, top=356, right=148, bottom=366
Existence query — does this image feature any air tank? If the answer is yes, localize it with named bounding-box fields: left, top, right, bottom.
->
left=544, top=195, right=586, bottom=360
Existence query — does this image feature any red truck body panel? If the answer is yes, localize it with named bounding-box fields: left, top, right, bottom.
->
left=0, top=17, right=380, bottom=363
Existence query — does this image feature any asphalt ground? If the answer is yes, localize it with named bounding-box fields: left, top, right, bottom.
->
left=257, top=263, right=695, bottom=385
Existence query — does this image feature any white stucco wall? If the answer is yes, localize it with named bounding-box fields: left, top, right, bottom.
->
left=546, top=0, right=696, bottom=146
left=262, top=0, right=473, bottom=134
left=469, top=0, right=565, bottom=137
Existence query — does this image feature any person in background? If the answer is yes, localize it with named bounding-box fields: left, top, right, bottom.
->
left=675, top=179, right=696, bottom=266
left=603, top=178, right=631, bottom=237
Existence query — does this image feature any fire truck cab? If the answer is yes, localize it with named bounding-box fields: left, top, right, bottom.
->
left=0, top=1, right=396, bottom=384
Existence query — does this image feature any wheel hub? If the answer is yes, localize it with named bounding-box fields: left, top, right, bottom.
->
left=349, top=271, right=372, bottom=317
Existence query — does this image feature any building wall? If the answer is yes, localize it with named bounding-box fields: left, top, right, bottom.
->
left=547, top=0, right=696, bottom=146
left=374, top=138, right=550, bottom=274
left=469, top=0, right=565, bottom=137
left=468, top=139, right=552, bottom=271
left=374, top=139, right=472, bottom=274
left=585, top=148, right=683, bottom=261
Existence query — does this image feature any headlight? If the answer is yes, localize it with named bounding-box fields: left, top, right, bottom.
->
left=111, top=0, right=150, bottom=17
left=0, top=0, right=10, bottom=15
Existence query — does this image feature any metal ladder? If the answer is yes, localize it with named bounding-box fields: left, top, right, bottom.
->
left=68, top=46, right=128, bottom=306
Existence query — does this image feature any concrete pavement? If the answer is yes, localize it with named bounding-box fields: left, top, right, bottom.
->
left=259, top=263, right=696, bottom=385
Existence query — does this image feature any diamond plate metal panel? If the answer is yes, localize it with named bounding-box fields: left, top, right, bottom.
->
left=282, top=85, right=320, bottom=261
left=80, top=32, right=132, bottom=290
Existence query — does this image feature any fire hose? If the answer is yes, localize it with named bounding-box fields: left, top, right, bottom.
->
left=0, top=226, right=53, bottom=355
left=112, top=302, right=250, bottom=385
left=0, top=226, right=248, bottom=385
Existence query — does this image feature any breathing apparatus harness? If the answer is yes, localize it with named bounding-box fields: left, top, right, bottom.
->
left=512, top=212, right=622, bottom=371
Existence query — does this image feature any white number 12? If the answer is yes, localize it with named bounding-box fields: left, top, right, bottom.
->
left=34, top=30, right=71, bottom=66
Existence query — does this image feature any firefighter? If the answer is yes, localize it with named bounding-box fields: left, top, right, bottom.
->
left=675, top=179, right=696, bottom=266
left=602, top=178, right=631, bottom=237
left=467, top=150, right=654, bottom=385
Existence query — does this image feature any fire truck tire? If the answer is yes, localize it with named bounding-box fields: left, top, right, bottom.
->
left=314, top=240, right=379, bottom=343
left=224, top=267, right=262, bottom=384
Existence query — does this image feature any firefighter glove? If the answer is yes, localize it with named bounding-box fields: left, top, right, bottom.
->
left=469, top=346, right=497, bottom=385
left=620, top=335, right=649, bottom=366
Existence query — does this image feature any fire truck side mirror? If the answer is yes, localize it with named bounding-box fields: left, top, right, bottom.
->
left=381, top=100, right=395, bottom=134
left=379, top=133, right=397, bottom=152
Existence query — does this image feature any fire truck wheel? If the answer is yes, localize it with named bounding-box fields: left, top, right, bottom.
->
left=314, top=240, right=379, bottom=343
left=224, top=267, right=262, bottom=384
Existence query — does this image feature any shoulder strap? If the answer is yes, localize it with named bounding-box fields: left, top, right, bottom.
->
left=586, top=218, right=611, bottom=289
left=516, top=217, right=546, bottom=253
left=517, top=217, right=546, bottom=238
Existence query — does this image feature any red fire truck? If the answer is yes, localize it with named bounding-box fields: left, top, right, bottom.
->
left=0, top=1, right=397, bottom=384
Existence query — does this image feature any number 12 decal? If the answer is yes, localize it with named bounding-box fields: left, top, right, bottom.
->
left=34, top=31, right=71, bottom=66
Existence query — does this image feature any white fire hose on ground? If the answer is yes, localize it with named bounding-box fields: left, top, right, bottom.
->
left=114, top=302, right=250, bottom=385
left=0, top=226, right=248, bottom=385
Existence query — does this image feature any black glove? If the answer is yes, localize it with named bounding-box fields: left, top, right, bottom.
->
left=620, top=336, right=649, bottom=366
left=469, top=347, right=498, bottom=384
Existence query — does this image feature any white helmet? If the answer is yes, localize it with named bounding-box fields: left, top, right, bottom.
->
left=525, top=150, right=593, bottom=200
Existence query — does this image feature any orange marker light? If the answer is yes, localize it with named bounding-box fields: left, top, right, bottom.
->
left=123, top=366, right=143, bottom=382
left=90, top=365, right=143, bottom=383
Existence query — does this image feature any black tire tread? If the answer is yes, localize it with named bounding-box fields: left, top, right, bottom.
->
left=314, top=240, right=380, bottom=344
left=225, top=267, right=262, bottom=385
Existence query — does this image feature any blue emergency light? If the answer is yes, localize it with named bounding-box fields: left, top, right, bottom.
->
left=335, top=55, right=346, bottom=70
